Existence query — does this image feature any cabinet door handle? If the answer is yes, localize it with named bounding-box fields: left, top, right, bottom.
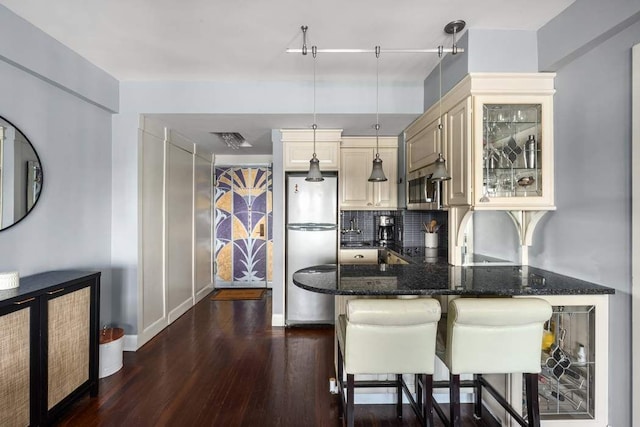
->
left=13, top=297, right=35, bottom=305
left=366, top=203, right=373, bottom=206
left=47, top=288, right=65, bottom=295
left=354, top=255, right=364, bottom=259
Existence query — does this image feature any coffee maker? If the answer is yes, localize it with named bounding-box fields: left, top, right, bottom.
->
left=377, top=216, right=395, bottom=245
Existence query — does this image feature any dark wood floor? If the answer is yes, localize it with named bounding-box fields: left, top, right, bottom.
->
left=56, top=292, right=495, bottom=426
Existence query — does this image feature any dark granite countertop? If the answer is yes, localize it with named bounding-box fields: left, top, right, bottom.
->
left=292, top=263, right=615, bottom=296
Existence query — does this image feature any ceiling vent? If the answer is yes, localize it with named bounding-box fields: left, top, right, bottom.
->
left=212, top=132, right=252, bottom=149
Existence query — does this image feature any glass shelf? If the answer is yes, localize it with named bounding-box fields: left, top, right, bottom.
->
left=482, top=104, right=542, bottom=199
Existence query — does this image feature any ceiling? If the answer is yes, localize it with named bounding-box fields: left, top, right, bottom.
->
left=1, top=0, right=574, bottom=155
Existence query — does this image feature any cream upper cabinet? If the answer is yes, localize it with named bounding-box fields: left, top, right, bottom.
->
left=373, top=147, right=398, bottom=208
left=446, top=97, right=473, bottom=206
left=406, top=111, right=441, bottom=173
left=473, top=92, right=555, bottom=209
left=468, top=73, right=555, bottom=210
left=340, top=137, right=398, bottom=210
left=340, top=147, right=371, bottom=208
left=281, top=129, right=342, bottom=171
left=412, top=73, right=556, bottom=211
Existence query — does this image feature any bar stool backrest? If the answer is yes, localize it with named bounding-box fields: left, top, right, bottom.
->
left=446, top=298, right=552, bottom=375
left=342, top=298, right=441, bottom=375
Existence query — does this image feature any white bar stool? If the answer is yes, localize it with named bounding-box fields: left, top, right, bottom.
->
left=437, top=297, right=552, bottom=427
left=336, top=298, right=441, bottom=427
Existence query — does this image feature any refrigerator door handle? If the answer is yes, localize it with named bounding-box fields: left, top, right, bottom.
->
left=287, top=223, right=338, bottom=231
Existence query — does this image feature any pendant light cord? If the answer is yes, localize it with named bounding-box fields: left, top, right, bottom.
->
left=438, top=45, right=443, bottom=131
left=375, top=45, right=380, bottom=159
left=312, top=45, right=317, bottom=157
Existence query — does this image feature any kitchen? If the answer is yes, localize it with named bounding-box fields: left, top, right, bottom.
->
left=282, top=69, right=611, bottom=425
left=0, top=1, right=637, bottom=426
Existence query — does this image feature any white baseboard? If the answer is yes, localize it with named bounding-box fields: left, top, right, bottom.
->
left=271, top=313, right=285, bottom=327
left=123, top=334, right=138, bottom=352
left=168, top=298, right=193, bottom=324
left=195, top=283, right=214, bottom=303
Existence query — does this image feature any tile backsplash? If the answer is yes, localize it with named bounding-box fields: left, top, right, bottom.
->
left=340, top=210, right=448, bottom=248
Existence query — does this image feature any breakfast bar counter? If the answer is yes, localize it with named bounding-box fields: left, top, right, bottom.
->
left=293, top=263, right=615, bottom=296
left=293, top=263, right=614, bottom=426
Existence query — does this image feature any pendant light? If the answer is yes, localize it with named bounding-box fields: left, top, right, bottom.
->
left=430, top=45, right=451, bottom=183
left=306, top=45, right=324, bottom=182
left=368, top=46, right=388, bottom=182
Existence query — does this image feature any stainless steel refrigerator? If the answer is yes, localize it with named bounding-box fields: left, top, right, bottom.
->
left=286, top=173, right=337, bottom=325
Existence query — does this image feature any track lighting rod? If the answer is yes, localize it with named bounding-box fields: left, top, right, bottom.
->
left=288, top=20, right=466, bottom=56
left=286, top=47, right=464, bottom=54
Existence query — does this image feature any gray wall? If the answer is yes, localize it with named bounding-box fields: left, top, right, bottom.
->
left=423, top=29, right=539, bottom=110
left=0, top=5, right=118, bottom=326
left=534, top=7, right=640, bottom=427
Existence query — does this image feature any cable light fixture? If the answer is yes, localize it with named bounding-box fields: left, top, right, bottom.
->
left=368, top=46, right=387, bottom=182
left=305, top=42, right=324, bottom=182
left=291, top=20, right=465, bottom=183
left=430, top=45, right=452, bottom=182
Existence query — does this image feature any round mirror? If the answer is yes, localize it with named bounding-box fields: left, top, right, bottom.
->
left=0, top=116, right=43, bottom=231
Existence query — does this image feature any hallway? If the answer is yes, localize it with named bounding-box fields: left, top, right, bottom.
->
left=56, top=293, right=493, bottom=426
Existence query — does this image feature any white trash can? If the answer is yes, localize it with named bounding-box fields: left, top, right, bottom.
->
left=99, top=327, right=124, bottom=378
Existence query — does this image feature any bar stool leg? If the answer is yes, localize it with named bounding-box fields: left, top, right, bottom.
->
left=396, top=374, right=403, bottom=418
left=525, top=373, right=541, bottom=427
left=449, top=373, right=461, bottom=427
left=416, top=374, right=423, bottom=414
left=474, top=374, right=483, bottom=420
left=337, top=344, right=344, bottom=420
left=347, top=374, right=355, bottom=427
left=422, top=374, right=434, bottom=427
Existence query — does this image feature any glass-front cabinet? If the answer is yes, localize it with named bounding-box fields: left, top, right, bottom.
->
left=511, top=295, right=609, bottom=427
left=442, top=74, right=557, bottom=266
left=473, top=92, right=555, bottom=209
left=539, top=305, right=595, bottom=420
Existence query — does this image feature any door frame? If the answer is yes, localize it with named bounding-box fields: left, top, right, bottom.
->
left=213, top=164, right=272, bottom=288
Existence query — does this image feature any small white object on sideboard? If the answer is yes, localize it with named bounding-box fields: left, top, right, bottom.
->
left=0, top=271, right=19, bottom=290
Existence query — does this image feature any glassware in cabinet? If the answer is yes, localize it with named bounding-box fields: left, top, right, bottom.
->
left=537, top=305, right=595, bottom=420
left=482, top=103, right=542, bottom=200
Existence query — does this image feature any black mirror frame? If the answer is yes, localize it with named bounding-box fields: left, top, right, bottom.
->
left=0, top=115, right=44, bottom=232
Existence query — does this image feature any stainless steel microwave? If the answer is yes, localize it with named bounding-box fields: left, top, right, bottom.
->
left=406, top=165, right=443, bottom=210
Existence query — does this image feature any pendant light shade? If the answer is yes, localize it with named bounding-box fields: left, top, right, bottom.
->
left=306, top=155, right=323, bottom=182
left=368, top=154, right=387, bottom=182
left=368, top=47, right=387, bottom=183
left=430, top=47, right=451, bottom=183
left=305, top=46, right=324, bottom=182
left=306, top=127, right=323, bottom=181
left=430, top=153, right=451, bottom=181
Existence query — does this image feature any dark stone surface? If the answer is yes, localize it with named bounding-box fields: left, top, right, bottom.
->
left=293, top=263, right=615, bottom=296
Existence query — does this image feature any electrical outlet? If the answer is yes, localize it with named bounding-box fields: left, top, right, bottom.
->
left=329, top=377, right=339, bottom=394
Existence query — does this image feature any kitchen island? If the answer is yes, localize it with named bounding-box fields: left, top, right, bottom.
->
left=293, top=263, right=613, bottom=427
